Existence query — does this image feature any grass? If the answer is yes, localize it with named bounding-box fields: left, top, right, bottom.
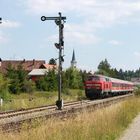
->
left=0, top=96, right=140, bottom=140
left=0, top=89, right=85, bottom=111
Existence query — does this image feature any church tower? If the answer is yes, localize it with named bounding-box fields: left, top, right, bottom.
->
left=71, top=49, right=77, bottom=68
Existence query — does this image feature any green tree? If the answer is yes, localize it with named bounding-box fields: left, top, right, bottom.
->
left=36, top=77, right=48, bottom=91
left=98, top=59, right=111, bottom=72
left=64, top=68, right=83, bottom=89
left=0, top=73, right=11, bottom=100
left=97, top=59, right=120, bottom=78
left=49, top=58, right=57, bottom=65
left=45, top=69, right=57, bottom=91
left=6, top=64, right=34, bottom=94
left=36, top=68, right=57, bottom=91
left=6, top=64, right=20, bottom=94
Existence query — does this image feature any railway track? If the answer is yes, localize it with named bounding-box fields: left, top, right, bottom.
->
left=0, top=100, right=88, bottom=119
left=0, top=94, right=133, bottom=132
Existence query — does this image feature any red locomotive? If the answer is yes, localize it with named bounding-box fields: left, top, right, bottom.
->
left=85, top=74, right=134, bottom=99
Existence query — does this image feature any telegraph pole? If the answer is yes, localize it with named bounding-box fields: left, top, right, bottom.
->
left=41, top=12, right=66, bottom=110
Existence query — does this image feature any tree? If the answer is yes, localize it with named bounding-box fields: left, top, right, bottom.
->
left=36, top=68, right=57, bottom=91
left=0, top=73, right=11, bottom=100
left=45, top=69, right=57, bottom=91
left=49, top=58, right=57, bottom=65
left=98, top=59, right=111, bottom=72
left=64, top=68, right=83, bottom=89
left=118, top=69, right=124, bottom=79
left=6, top=64, right=33, bottom=94
left=80, top=70, right=88, bottom=83
left=6, top=64, right=21, bottom=94
left=36, top=77, right=48, bottom=91
left=97, top=59, right=119, bottom=77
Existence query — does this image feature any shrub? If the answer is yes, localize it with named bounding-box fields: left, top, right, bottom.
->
left=64, top=68, right=83, bottom=89
left=9, top=79, right=20, bottom=94
left=77, top=90, right=85, bottom=100
left=134, top=87, right=140, bottom=96
left=36, top=69, right=57, bottom=92
left=21, top=80, right=35, bottom=93
left=62, top=88, right=71, bottom=96
left=0, top=73, right=11, bottom=100
left=36, top=78, right=48, bottom=91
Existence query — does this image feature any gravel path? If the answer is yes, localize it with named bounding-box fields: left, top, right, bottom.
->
left=119, top=113, right=140, bottom=140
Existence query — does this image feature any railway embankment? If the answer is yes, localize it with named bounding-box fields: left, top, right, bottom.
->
left=0, top=94, right=140, bottom=140
left=0, top=94, right=132, bottom=132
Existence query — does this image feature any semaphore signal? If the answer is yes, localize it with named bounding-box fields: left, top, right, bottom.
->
left=41, top=12, right=66, bottom=110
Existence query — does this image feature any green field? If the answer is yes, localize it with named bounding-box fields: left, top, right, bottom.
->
left=0, top=89, right=85, bottom=111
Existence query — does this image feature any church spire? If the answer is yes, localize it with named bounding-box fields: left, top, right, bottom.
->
left=71, top=49, right=77, bottom=68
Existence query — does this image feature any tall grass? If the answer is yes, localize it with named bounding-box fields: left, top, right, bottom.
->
left=0, top=89, right=85, bottom=111
left=0, top=96, right=140, bottom=140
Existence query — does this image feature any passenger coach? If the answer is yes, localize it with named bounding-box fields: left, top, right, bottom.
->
left=85, top=75, right=133, bottom=99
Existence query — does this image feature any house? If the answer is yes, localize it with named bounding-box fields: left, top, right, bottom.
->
left=28, top=64, right=57, bottom=81
left=39, top=64, right=57, bottom=69
left=0, top=59, right=45, bottom=74
left=28, top=69, right=48, bottom=81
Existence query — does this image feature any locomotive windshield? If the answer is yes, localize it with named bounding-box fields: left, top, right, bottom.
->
left=87, top=76, right=100, bottom=81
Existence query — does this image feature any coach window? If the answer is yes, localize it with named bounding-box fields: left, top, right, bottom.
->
left=112, top=83, right=115, bottom=87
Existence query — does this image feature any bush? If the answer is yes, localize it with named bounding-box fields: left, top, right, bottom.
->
left=62, top=88, right=71, bottom=96
left=36, top=69, right=57, bottom=92
left=0, top=73, right=11, bottom=100
left=36, top=78, right=48, bottom=91
left=77, top=90, right=85, bottom=100
left=6, top=64, right=28, bottom=94
left=9, top=79, right=20, bottom=94
left=64, top=68, right=83, bottom=89
left=21, top=80, right=35, bottom=93
left=134, top=87, right=140, bottom=96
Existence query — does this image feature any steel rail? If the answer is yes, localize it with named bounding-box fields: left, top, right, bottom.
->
left=0, top=94, right=133, bottom=132
left=0, top=100, right=90, bottom=119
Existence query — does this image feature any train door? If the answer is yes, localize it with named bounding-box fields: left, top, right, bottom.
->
left=104, top=78, right=110, bottom=91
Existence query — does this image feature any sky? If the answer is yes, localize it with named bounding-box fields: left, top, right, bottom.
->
left=1, top=0, right=140, bottom=71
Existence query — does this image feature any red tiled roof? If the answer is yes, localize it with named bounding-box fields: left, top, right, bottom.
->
left=0, top=59, right=45, bottom=73
left=40, top=64, right=57, bottom=69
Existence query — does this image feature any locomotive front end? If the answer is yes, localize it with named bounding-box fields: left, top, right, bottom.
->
left=85, top=75, right=102, bottom=99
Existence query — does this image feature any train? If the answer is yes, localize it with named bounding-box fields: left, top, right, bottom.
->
left=85, top=74, right=134, bottom=99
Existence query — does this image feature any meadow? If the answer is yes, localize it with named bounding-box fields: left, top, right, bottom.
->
left=0, top=89, right=85, bottom=111
left=0, top=95, right=140, bottom=140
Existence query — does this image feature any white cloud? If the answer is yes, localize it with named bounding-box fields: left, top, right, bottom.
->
left=20, top=0, right=140, bottom=46
left=21, top=0, right=96, bottom=15
left=65, top=24, right=100, bottom=45
left=108, top=40, right=122, bottom=46
left=0, top=20, right=21, bottom=44
left=0, top=20, right=21, bottom=28
left=22, top=0, right=140, bottom=27
left=43, top=23, right=100, bottom=46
